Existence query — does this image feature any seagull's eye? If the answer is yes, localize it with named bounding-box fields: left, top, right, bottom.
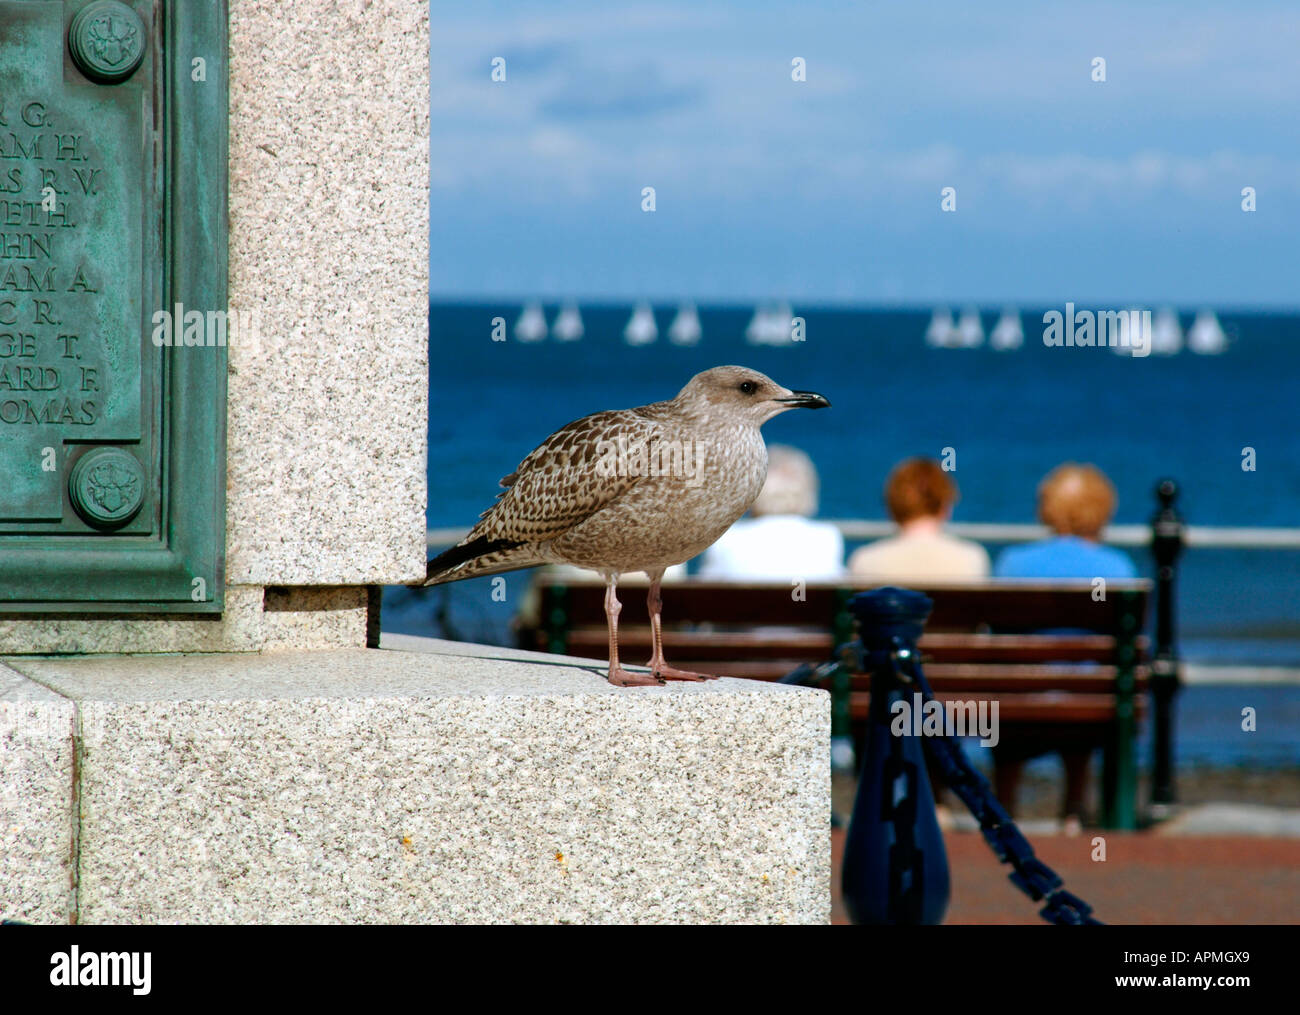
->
left=739, top=381, right=756, bottom=395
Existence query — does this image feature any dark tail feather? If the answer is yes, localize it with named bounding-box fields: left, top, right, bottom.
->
left=422, top=536, right=534, bottom=586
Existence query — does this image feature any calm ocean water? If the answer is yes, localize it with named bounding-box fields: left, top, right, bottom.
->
left=391, top=302, right=1300, bottom=674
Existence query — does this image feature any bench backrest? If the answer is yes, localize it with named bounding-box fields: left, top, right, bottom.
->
left=529, top=579, right=1150, bottom=674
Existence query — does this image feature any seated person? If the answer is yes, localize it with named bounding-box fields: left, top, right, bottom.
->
left=995, top=463, right=1136, bottom=579
left=992, top=462, right=1136, bottom=830
left=697, top=445, right=844, bottom=580
left=848, top=457, right=989, bottom=581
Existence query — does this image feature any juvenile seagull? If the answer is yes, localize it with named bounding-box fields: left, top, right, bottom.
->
left=422, top=365, right=830, bottom=686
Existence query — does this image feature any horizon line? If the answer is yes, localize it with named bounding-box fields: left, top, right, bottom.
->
left=428, top=295, right=1300, bottom=316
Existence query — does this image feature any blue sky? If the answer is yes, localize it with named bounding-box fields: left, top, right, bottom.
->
left=432, top=1, right=1300, bottom=308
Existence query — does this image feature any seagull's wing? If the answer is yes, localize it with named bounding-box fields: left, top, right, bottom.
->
left=472, top=407, right=663, bottom=544
left=422, top=405, right=671, bottom=586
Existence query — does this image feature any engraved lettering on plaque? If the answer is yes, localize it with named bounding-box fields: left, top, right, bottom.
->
left=0, top=1, right=145, bottom=524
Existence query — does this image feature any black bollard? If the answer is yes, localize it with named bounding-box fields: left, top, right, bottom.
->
left=1150, top=479, right=1185, bottom=808
left=841, top=587, right=951, bottom=925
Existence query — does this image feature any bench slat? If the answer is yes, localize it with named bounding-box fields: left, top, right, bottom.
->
left=849, top=692, right=1148, bottom=724
left=537, top=579, right=1152, bottom=633
left=918, top=633, right=1148, bottom=663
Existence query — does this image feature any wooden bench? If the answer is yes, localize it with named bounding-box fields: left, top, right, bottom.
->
left=523, top=578, right=1151, bottom=828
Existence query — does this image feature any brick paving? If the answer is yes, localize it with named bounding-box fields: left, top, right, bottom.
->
left=831, top=828, right=1300, bottom=924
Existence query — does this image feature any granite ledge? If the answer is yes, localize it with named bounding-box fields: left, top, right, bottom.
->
left=3, top=640, right=830, bottom=924
left=4, top=638, right=829, bottom=705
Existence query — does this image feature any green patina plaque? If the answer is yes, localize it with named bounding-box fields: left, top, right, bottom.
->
left=0, top=0, right=227, bottom=612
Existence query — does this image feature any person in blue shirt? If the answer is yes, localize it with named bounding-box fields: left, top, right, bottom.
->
left=993, top=463, right=1136, bottom=831
left=995, top=463, right=1136, bottom=579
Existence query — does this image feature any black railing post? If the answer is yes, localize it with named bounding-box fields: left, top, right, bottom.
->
left=841, top=587, right=950, bottom=925
left=1150, top=478, right=1185, bottom=808
left=1102, top=589, right=1141, bottom=829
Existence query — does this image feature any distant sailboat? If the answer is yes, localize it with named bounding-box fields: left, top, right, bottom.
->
left=925, top=307, right=955, bottom=347
left=989, top=307, right=1023, bottom=351
left=1187, top=309, right=1227, bottom=354
left=770, top=302, right=794, bottom=344
left=667, top=303, right=702, bottom=346
left=1150, top=308, right=1183, bottom=355
left=745, top=303, right=795, bottom=345
left=552, top=304, right=584, bottom=342
left=515, top=302, right=547, bottom=343
left=624, top=303, right=658, bottom=346
left=954, top=307, right=984, bottom=348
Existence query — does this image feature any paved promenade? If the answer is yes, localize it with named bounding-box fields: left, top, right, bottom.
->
left=831, top=827, right=1300, bottom=924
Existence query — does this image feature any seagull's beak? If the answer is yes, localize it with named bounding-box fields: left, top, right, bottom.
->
left=775, top=390, right=831, bottom=409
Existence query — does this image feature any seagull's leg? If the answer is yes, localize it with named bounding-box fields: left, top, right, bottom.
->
left=605, top=573, right=661, bottom=687
left=645, top=571, right=719, bottom=681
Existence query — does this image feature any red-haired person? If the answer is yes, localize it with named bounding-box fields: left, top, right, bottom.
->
left=848, top=458, right=989, bottom=581
left=994, top=463, right=1136, bottom=579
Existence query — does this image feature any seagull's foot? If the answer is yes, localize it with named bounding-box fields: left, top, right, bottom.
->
left=649, top=663, right=720, bottom=682
left=607, top=667, right=665, bottom=687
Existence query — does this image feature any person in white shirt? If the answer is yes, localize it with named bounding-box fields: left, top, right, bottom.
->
left=698, top=445, right=845, bottom=580
left=848, top=457, right=989, bottom=581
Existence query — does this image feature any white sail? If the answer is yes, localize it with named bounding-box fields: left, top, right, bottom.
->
left=989, top=307, right=1023, bottom=351
left=1187, top=309, right=1227, bottom=354
left=667, top=303, right=702, bottom=346
left=1150, top=308, right=1183, bottom=355
left=624, top=303, right=658, bottom=346
left=552, top=304, right=584, bottom=342
left=515, top=302, right=547, bottom=343
left=745, top=303, right=795, bottom=345
left=771, top=302, right=794, bottom=344
left=925, top=307, right=955, bottom=347
left=954, top=307, right=984, bottom=348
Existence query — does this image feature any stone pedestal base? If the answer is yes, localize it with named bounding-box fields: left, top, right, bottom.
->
left=1, top=638, right=829, bottom=924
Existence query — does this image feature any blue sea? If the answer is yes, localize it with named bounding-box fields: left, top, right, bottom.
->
left=389, top=302, right=1300, bottom=677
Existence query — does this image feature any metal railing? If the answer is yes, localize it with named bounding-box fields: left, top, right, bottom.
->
left=428, top=522, right=1300, bottom=551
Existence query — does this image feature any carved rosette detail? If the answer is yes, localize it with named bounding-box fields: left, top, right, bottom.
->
left=69, top=447, right=145, bottom=528
left=68, top=1, right=146, bottom=84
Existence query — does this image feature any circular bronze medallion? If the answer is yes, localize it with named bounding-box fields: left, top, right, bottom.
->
left=69, top=1, right=146, bottom=84
left=69, top=447, right=145, bottom=528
